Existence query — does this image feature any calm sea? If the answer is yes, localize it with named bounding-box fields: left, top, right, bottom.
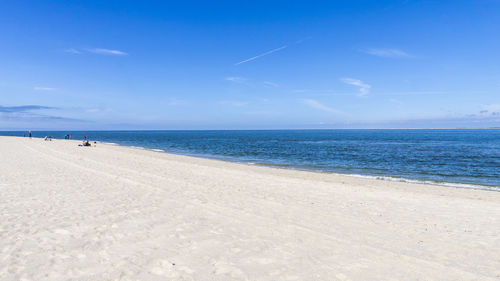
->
left=3, top=130, right=499, bottom=190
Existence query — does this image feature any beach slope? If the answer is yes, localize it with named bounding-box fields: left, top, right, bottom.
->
left=1, top=136, right=499, bottom=280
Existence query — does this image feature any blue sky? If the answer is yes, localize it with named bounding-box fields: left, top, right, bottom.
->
left=1, top=0, right=499, bottom=130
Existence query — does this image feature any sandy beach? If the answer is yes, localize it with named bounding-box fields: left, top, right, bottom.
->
left=1, top=136, right=499, bottom=281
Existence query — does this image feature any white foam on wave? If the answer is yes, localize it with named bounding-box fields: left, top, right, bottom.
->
left=129, top=146, right=146, bottom=150
left=343, top=173, right=500, bottom=192
left=237, top=162, right=500, bottom=192
left=99, top=142, right=165, bottom=153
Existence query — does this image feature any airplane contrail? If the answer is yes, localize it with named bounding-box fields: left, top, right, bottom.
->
left=234, top=45, right=288, bottom=65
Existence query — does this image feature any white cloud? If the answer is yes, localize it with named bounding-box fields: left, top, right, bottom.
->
left=64, top=48, right=81, bottom=54
left=64, top=48, right=127, bottom=55
left=89, top=48, right=128, bottom=56
left=481, top=104, right=500, bottom=112
left=294, top=37, right=312, bottom=44
left=225, top=77, right=247, bottom=83
left=263, top=81, right=279, bottom=87
left=389, top=98, right=403, bottom=106
left=218, top=100, right=248, bottom=107
left=166, top=98, right=188, bottom=106
left=292, top=89, right=308, bottom=93
left=34, top=87, right=56, bottom=91
left=480, top=104, right=500, bottom=116
left=302, top=99, right=343, bottom=115
left=235, top=45, right=287, bottom=65
left=340, top=78, right=371, bottom=96
left=361, top=48, right=410, bottom=58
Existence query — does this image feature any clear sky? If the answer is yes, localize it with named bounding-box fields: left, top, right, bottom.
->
left=1, top=0, right=499, bottom=130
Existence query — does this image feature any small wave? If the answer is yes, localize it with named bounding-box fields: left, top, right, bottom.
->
left=129, top=146, right=146, bottom=150
left=343, top=174, right=500, bottom=192
left=246, top=162, right=500, bottom=192
left=149, top=149, right=165, bottom=152
left=101, top=142, right=118, bottom=145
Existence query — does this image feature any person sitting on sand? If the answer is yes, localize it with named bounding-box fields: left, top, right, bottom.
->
left=79, top=140, right=91, bottom=147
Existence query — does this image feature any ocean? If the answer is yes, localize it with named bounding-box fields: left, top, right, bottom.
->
left=2, top=129, right=499, bottom=190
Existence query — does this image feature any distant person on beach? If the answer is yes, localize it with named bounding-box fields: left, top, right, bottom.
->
left=79, top=140, right=91, bottom=147
left=28, top=130, right=32, bottom=138
left=79, top=135, right=91, bottom=147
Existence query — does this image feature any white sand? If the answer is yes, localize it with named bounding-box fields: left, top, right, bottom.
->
left=1, top=136, right=499, bottom=281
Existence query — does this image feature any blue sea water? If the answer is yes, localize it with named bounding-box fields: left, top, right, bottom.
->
left=2, top=130, right=499, bottom=189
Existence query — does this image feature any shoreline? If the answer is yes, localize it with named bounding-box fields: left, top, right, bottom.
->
left=12, top=135, right=500, bottom=192
left=29, top=136, right=500, bottom=200
left=97, top=139, right=500, bottom=193
left=2, top=136, right=500, bottom=280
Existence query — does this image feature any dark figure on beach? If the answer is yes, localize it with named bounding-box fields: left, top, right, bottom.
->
left=78, top=140, right=91, bottom=147
left=28, top=130, right=32, bottom=138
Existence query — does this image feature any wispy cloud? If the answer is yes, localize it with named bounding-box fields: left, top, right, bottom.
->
left=235, top=45, right=287, bottom=65
left=360, top=48, right=410, bottom=58
left=0, top=112, right=82, bottom=123
left=0, top=105, right=84, bottom=125
left=377, top=91, right=446, bottom=96
left=294, top=37, right=312, bottom=44
left=293, top=89, right=309, bottom=93
left=64, top=48, right=128, bottom=56
left=34, top=86, right=56, bottom=91
left=479, top=104, right=500, bottom=116
left=225, top=77, right=247, bottom=83
left=0, top=105, right=54, bottom=112
left=89, top=48, right=128, bottom=55
left=166, top=98, right=189, bottom=106
left=481, top=104, right=500, bottom=112
left=218, top=100, right=248, bottom=107
left=64, top=48, right=81, bottom=54
left=389, top=98, right=403, bottom=106
left=263, top=81, right=279, bottom=87
left=302, top=99, right=343, bottom=115
left=340, top=78, right=371, bottom=96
